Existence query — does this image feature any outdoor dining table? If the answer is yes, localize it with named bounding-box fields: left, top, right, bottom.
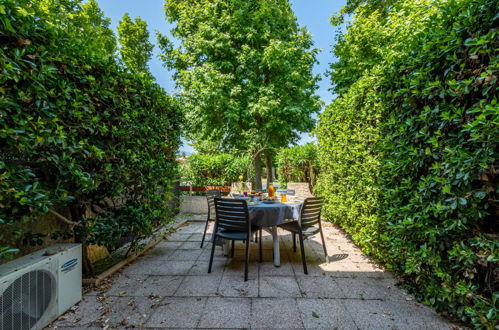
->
left=247, top=201, right=302, bottom=267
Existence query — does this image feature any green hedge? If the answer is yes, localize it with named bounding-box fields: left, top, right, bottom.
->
left=181, top=153, right=253, bottom=186
left=276, top=143, right=318, bottom=185
left=316, top=0, right=498, bottom=327
left=0, top=0, right=181, bottom=262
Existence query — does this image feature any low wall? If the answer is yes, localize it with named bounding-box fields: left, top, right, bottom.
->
left=180, top=196, right=208, bottom=214
left=287, top=182, right=314, bottom=198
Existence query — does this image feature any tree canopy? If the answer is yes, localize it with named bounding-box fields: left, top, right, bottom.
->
left=158, top=0, right=322, bottom=186
left=118, top=13, right=154, bottom=74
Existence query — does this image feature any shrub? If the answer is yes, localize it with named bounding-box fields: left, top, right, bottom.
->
left=276, top=143, right=318, bottom=185
left=317, top=0, right=498, bottom=327
left=0, top=0, right=181, bottom=265
left=181, top=153, right=253, bottom=186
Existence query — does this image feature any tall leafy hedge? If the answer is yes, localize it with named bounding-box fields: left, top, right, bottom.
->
left=181, top=153, right=253, bottom=186
left=0, top=0, right=181, bottom=264
left=316, top=0, right=498, bottom=327
left=276, top=143, right=318, bottom=185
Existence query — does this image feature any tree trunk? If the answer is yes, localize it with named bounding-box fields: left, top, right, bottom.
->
left=253, top=154, right=262, bottom=190
left=265, top=152, right=273, bottom=183
left=70, top=202, right=93, bottom=276
left=309, top=160, right=315, bottom=186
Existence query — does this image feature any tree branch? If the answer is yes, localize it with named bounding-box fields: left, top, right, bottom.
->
left=48, top=208, right=79, bottom=228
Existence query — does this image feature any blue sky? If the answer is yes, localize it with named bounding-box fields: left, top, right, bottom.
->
left=96, top=0, right=346, bottom=154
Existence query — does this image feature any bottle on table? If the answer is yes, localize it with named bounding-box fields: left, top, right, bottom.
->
left=268, top=183, right=275, bottom=197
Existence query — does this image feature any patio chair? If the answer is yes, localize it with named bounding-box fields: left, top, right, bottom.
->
left=200, top=189, right=221, bottom=248
left=278, top=197, right=327, bottom=274
left=208, top=198, right=262, bottom=281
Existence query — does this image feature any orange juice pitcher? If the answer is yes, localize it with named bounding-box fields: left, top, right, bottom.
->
left=268, top=183, right=275, bottom=197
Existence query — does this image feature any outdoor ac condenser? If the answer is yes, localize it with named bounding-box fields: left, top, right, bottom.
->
left=0, top=244, right=82, bottom=330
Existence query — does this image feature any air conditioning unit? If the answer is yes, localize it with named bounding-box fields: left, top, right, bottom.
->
left=0, top=244, right=82, bottom=330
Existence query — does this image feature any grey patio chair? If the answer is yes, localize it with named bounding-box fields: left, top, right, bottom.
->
left=278, top=197, right=327, bottom=274
left=200, top=189, right=221, bottom=248
left=208, top=198, right=262, bottom=281
left=286, top=189, right=296, bottom=196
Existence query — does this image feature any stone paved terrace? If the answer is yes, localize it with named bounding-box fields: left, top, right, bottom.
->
left=50, top=219, right=459, bottom=329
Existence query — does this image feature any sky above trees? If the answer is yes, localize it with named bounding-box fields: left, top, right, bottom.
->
left=96, top=0, right=346, bottom=153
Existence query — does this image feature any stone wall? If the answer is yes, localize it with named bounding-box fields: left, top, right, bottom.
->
left=287, top=182, right=314, bottom=198
left=180, top=196, right=209, bottom=214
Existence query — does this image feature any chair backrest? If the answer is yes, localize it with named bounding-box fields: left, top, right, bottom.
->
left=299, top=197, right=324, bottom=228
left=206, top=190, right=221, bottom=216
left=286, top=189, right=296, bottom=196
left=214, top=198, right=250, bottom=232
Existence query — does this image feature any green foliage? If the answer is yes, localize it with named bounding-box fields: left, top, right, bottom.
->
left=276, top=143, right=318, bottom=185
left=158, top=0, right=322, bottom=157
left=181, top=153, right=253, bottom=186
left=118, top=13, right=154, bottom=74
left=0, top=0, right=181, bottom=260
left=317, top=0, right=498, bottom=327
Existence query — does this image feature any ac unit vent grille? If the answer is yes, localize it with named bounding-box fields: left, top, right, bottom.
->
left=1, top=270, right=55, bottom=330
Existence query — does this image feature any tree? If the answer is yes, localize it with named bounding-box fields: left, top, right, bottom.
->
left=118, top=13, right=154, bottom=74
left=158, top=0, right=322, bottom=189
left=0, top=0, right=181, bottom=270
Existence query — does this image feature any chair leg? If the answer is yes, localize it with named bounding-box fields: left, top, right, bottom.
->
left=244, top=237, right=250, bottom=281
left=200, top=219, right=210, bottom=248
left=298, top=231, right=308, bottom=275
left=292, top=233, right=296, bottom=252
left=259, top=228, right=262, bottom=263
left=231, top=240, right=235, bottom=257
left=208, top=233, right=217, bottom=273
left=319, top=227, right=328, bottom=262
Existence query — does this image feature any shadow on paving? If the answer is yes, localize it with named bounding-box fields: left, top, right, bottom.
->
left=49, top=219, right=460, bottom=329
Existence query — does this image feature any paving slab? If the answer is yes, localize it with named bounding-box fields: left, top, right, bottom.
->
left=167, top=248, right=203, bottom=261
left=106, top=274, right=183, bottom=297
left=296, top=275, right=345, bottom=299
left=342, top=299, right=454, bottom=330
left=188, top=260, right=226, bottom=275
left=51, top=220, right=457, bottom=329
left=251, top=298, right=303, bottom=329
left=218, top=275, right=259, bottom=297
left=145, top=297, right=207, bottom=328
left=297, top=298, right=357, bottom=329
left=174, top=275, right=222, bottom=296
left=336, top=277, right=408, bottom=300
left=198, top=297, right=251, bottom=328
left=259, top=276, right=302, bottom=298
left=167, top=232, right=193, bottom=241
left=123, top=259, right=196, bottom=276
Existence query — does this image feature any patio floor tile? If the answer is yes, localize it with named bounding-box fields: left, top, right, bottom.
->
left=259, top=261, right=295, bottom=276
left=167, top=248, right=203, bottom=261
left=218, top=275, right=259, bottom=297
left=106, top=274, right=183, bottom=297
left=251, top=298, right=303, bottom=328
left=174, top=275, right=222, bottom=296
left=297, top=298, right=357, bottom=329
left=198, top=297, right=251, bottom=328
left=296, top=275, right=345, bottom=299
left=188, top=259, right=226, bottom=275
left=259, top=276, right=302, bottom=298
left=51, top=220, right=457, bottom=329
left=341, top=298, right=453, bottom=330
left=145, top=297, right=207, bottom=328
left=336, top=277, right=408, bottom=300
